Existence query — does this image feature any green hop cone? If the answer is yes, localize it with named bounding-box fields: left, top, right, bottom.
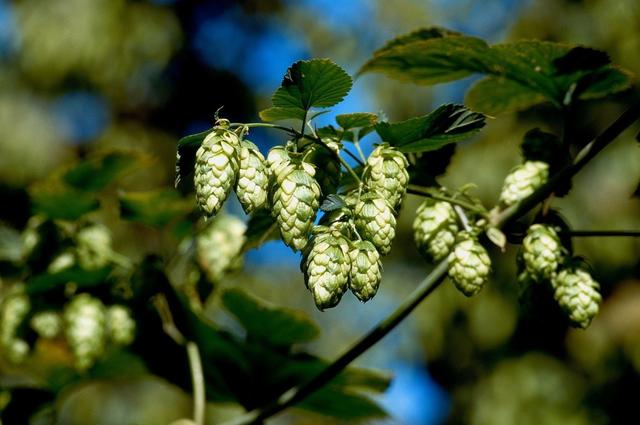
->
left=301, top=226, right=351, bottom=310
left=0, top=288, right=30, bottom=347
left=30, top=311, right=63, bottom=339
left=266, top=145, right=291, bottom=180
left=271, top=160, right=321, bottom=251
left=448, top=232, right=492, bottom=296
left=76, top=224, right=112, bottom=270
left=196, top=214, right=247, bottom=283
left=194, top=124, right=240, bottom=217
left=522, top=224, right=564, bottom=280
left=354, top=191, right=396, bottom=255
left=64, top=294, right=107, bottom=371
left=499, top=161, right=549, bottom=206
left=106, top=305, right=136, bottom=346
left=348, top=240, right=382, bottom=302
left=413, top=199, right=459, bottom=262
left=362, top=144, right=409, bottom=209
left=304, top=141, right=342, bottom=199
left=552, top=267, right=601, bottom=329
left=236, top=140, right=269, bottom=214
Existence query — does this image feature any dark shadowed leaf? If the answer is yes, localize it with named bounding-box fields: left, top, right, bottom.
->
left=466, top=77, right=548, bottom=115
left=242, top=209, right=280, bottom=252
left=31, top=189, right=99, bottom=220
left=119, top=189, right=192, bottom=227
left=375, top=104, right=485, bottom=153
left=320, top=194, right=347, bottom=212
left=553, top=46, right=610, bottom=74
left=335, top=113, right=378, bottom=130
left=175, top=129, right=211, bottom=189
left=64, top=151, right=142, bottom=192
left=222, top=288, right=320, bottom=346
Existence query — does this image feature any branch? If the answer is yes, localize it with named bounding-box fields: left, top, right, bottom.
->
left=222, top=102, right=640, bottom=425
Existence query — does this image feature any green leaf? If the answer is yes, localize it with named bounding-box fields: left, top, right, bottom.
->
left=375, top=104, right=486, bottom=153
left=222, top=288, right=320, bottom=346
left=298, top=387, right=388, bottom=420
left=260, top=59, right=352, bottom=121
left=575, top=67, right=634, bottom=101
left=320, top=194, right=346, bottom=212
left=175, top=129, right=211, bottom=189
left=372, top=27, right=461, bottom=55
left=466, top=77, right=548, bottom=115
left=63, top=151, right=142, bottom=192
left=259, top=106, right=306, bottom=122
left=30, top=189, right=99, bottom=220
left=119, top=189, right=192, bottom=227
left=27, top=266, right=111, bottom=295
left=335, top=113, right=378, bottom=130
left=242, top=209, right=280, bottom=252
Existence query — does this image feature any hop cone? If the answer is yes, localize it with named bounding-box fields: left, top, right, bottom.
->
left=522, top=224, right=564, bottom=280
left=194, top=126, right=240, bottom=217
left=301, top=226, right=351, bottom=310
left=106, top=305, right=136, bottom=346
left=354, top=192, right=396, bottom=255
left=349, top=240, right=382, bottom=302
left=236, top=140, right=268, bottom=214
left=48, top=250, right=76, bottom=273
left=305, top=141, right=342, bottom=198
left=266, top=145, right=291, bottom=180
left=196, top=214, right=247, bottom=283
left=271, top=160, right=321, bottom=251
left=31, top=311, right=62, bottom=339
left=448, top=232, right=491, bottom=296
left=76, top=224, right=112, bottom=270
left=499, top=161, right=549, bottom=206
left=64, top=294, right=107, bottom=371
left=552, top=267, right=601, bottom=329
left=0, top=288, right=30, bottom=347
left=362, top=144, right=409, bottom=209
left=413, top=199, right=459, bottom=262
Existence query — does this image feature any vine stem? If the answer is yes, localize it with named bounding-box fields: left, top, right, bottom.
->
left=406, top=184, right=487, bottom=216
left=187, top=341, right=206, bottom=425
left=221, top=102, right=640, bottom=425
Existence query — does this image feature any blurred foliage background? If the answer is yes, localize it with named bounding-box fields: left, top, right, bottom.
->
left=0, top=0, right=639, bottom=424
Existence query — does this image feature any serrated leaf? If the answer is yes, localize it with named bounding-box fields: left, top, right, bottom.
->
left=335, top=113, right=378, bottom=130
left=119, top=189, right=192, bottom=227
left=372, top=27, right=461, bottom=55
left=175, top=129, right=211, bottom=189
left=320, top=194, right=346, bottom=212
left=466, top=77, right=548, bottom=115
left=242, top=209, right=280, bottom=252
left=258, top=106, right=307, bottom=122
left=30, top=189, right=99, bottom=220
left=222, top=288, right=320, bottom=346
left=273, top=59, right=352, bottom=110
left=64, top=151, right=142, bottom=192
left=298, top=387, right=388, bottom=420
left=375, top=104, right=485, bottom=153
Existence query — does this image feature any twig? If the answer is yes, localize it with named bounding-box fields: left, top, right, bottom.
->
left=187, top=341, right=206, bottom=425
left=407, top=184, right=487, bottom=216
left=219, top=102, right=640, bottom=425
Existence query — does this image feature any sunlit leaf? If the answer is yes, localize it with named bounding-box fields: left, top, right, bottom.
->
left=375, top=104, right=486, bottom=153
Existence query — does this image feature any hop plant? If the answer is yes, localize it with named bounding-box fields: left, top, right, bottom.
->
left=448, top=232, right=492, bottom=296
left=522, top=224, right=564, bottom=280
left=552, top=266, right=601, bottom=329
left=76, top=224, right=112, bottom=270
left=301, top=226, right=351, bottom=310
left=304, top=141, right=342, bottom=198
left=30, top=311, right=63, bottom=339
left=64, top=294, right=107, bottom=371
left=499, top=161, right=549, bottom=206
left=194, top=122, right=240, bottom=217
left=0, top=288, right=30, bottom=348
left=413, top=199, right=459, bottom=262
left=354, top=191, right=396, bottom=255
left=362, top=144, right=409, bottom=209
left=236, top=139, right=269, bottom=214
left=266, top=145, right=291, bottom=180
left=271, top=160, right=321, bottom=251
left=349, top=240, right=383, bottom=302
left=106, top=305, right=136, bottom=346
left=196, top=214, right=247, bottom=283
